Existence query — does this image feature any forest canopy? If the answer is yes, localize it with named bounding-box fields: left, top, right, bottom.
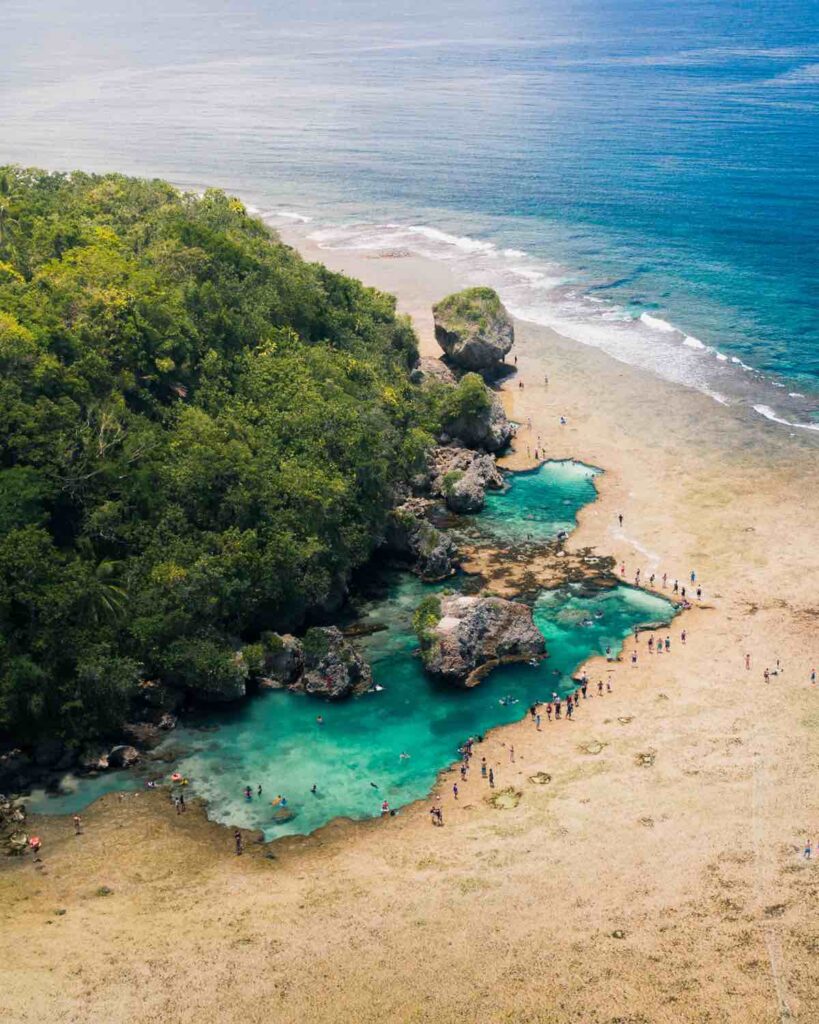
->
left=0, top=167, right=430, bottom=746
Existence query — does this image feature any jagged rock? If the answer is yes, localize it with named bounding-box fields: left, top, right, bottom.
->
left=122, top=722, right=164, bottom=749
left=260, top=634, right=304, bottom=689
left=428, top=446, right=504, bottom=514
left=410, top=357, right=457, bottom=387
left=107, top=745, right=141, bottom=768
left=289, top=626, right=372, bottom=700
left=1, top=795, right=27, bottom=857
left=444, top=391, right=513, bottom=453
left=384, top=499, right=457, bottom=581
left=433, top=287, right=514, bottom=372
left=414, top=593, right=545, bottom=685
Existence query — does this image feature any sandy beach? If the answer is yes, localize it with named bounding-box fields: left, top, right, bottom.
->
left=1, top=230, right=817, bottom=1024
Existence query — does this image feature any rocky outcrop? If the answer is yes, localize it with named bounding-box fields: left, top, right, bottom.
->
left=433, top=287, right=514, bottom=373
left=292, top=627, right=372, bottom=699
left=1, top=795, right=27, bottom=856
left=107, top=745, right=141, bottom=768
left=414, top=593, right=545, bottom=685
left=428, top=446, right=504, bottom=514
left=259, top=634, right=304, bottom=689
left=258, top=628, right=372, bottom=700
left=443, top=391, right=513, bottom=453
left=409, top=357, right=457, bottom=387
left=384, top=498, right=457, bottom=580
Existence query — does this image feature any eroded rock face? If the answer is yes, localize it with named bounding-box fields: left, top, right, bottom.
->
left=384, top=499, right=458, bottom=580
left=290, top=626, right=372, bottom=699
left=108, top=745, right=141, bottom=768
left=429, top=446, right=504, bottom=515
left=433, top=287, right=514, bottom=372
left=444, top=393, right=513, bottom=453
left=260, top=634, right=304, bottom=689
left=415, top=593, right=545, bottom=685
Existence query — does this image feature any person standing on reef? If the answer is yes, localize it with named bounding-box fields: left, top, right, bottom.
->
left=73, top=815, right=82, bottom=835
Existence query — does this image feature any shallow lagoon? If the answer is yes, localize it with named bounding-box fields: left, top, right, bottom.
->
left=27, top=462, right=675, bottom=837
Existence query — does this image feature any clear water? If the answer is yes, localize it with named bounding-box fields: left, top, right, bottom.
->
left=481, top=460, right=601, bottom=544
left=2, top=0, right=817, bottom=427
left=26, top=463, right=675, bottom=836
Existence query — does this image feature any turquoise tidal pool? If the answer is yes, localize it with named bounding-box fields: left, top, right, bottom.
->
left=26, top=462, right=674, bottom=837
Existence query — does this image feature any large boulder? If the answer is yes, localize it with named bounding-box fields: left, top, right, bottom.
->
left=259, top=634, right=304, bottom=689
left=384, top=499, right=457, bottom=580
left=433, top=287, right=514, bottom=372
left=429, top=446, right=503, bottom=514
left=108, top=745, right=141, bottom=768
left=290, top=627, right=372, bottom=699
left=436, top=373, right=512, bottom=453
left=445, top=391, right=513, bottom=452
left=414, top=593, right=545, bottom=685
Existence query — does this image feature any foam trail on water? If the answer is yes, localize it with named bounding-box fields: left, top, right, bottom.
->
left=753, top=405, right=819, bottom=431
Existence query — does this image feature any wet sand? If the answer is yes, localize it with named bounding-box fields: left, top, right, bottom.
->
left=1, top=231, right=818, bottom=1024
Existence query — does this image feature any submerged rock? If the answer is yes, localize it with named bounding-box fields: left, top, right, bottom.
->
left=414, top=592, right=545, bottom=685
left=290, top=626, right=372, bottom=700
left=384, top=499, right=457, bottom=580
left=433, top=287, right=514, bottom=372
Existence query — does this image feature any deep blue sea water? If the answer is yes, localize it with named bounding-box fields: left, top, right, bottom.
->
left=2, top=0, right=818, bottom=427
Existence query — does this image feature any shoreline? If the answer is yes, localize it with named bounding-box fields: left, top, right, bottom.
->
left=2, top=221, right=817, bottom=1023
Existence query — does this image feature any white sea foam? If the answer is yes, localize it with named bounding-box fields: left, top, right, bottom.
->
left=298, top=215, right=815, bottom=433
left=788, top=392, right=805, bottom=398
left=640, top=313, right=677, bottom=333
left=683, top=334, right=707, bottom=350
left=753, top=405, right=819, bottom=431
left=272, top=209, right=313, bottom=223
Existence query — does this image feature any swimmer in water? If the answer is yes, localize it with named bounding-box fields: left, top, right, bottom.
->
left=399, top=752, right=410, bottom=760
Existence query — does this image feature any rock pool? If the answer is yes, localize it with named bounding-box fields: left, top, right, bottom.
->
left=26, top=461, right=675, bottom=838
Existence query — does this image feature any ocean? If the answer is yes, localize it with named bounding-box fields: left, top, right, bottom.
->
left=1, top=0, right=818, bottom=427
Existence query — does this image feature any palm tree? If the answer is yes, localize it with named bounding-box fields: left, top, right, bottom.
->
left=76, top=539, right=129, bottom=627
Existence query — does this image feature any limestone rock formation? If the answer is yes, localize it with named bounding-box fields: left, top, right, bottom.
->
left=384, top=499, right=458, bottom=580
left=414, top=593, right=545, bottom=685
left=443, top=390, right=513, bottom=453
left=428, top=446, right=504, bottom=514
left=433, top=287, right=514, bottom=372
left=288, top=627, right=372, bottom=700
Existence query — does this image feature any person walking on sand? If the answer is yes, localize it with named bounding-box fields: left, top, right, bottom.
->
left=811, top=668, right=816, bottom=686
left=620, top=562, right=626, bottom=576
left=546, top=702, right=553, bottom=722
left=664, top=637, right=670, bottom=652
left=581, top=679, right=588, bottom=699
left=597, top=680, right=604, bottom=696
left=567, top=699, right=574, bottom=719
left=453, top=783, right=459, bottom=800
left=804, top=839, right=813, bottom=860
left=509, top=745, right=515, bottom=763
left=481, top=757, right=488, bottom=778
left=690, top=570, right=696, bottom=584
left=73, top=815, right=82, bottom=836
left=673, top=580, right=679, bottom=594
left=696, top=586, right=702, bottom=601
left=488, top=768, right=495, bottom=788
left=618, top=513, right=623, bottom=527
left=607, top=680, right=613, bottom=694
left=764, top=668, right=770, bottom=684
left=535, top=713, right=542, bottom=730
left=745, top=653, right=751, bottom=670
left=681, top=629, right=687, bottom=644
left=234, top=830, right=243, bottom=856
left=648, top=636, right=654, bottom=653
